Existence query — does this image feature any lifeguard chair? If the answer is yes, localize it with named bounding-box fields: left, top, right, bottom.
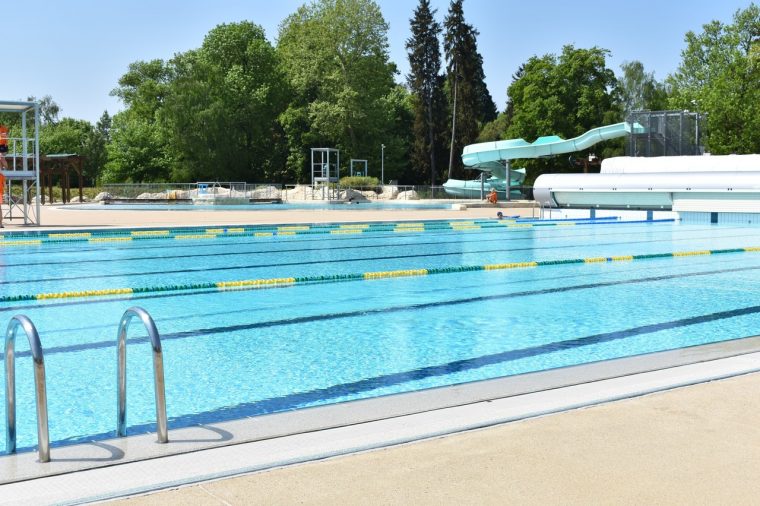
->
left=1, top=100, right=41, bottom=226
left=311, top=148, right=340, bottom=200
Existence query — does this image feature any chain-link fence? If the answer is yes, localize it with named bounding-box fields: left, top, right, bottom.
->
left=97, top=182, right=533, bottom=202
left=627, top=110, right=705, bottom=157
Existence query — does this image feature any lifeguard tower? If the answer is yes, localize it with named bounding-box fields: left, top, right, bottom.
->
left=310, top=147, right=340, bottom=200
left=1, top=100, right=41, bottom=226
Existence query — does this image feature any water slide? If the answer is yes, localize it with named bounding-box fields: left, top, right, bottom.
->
left=461, top=122, right=637, bottom=168
left=443, top=122, right=638, bottom=199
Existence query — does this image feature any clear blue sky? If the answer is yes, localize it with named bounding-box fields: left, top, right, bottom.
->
left=4, top=0, right=753, bottom=124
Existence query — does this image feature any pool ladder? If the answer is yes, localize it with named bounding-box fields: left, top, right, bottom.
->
left=4, top=307, right=168, bottom=463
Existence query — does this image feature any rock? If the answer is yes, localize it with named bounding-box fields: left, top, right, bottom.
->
left=69, top=196, right=90, bottom=203
left=137, top=192, right=165, bottom=200
left=376, top=185, right=399, bottom=200
left=284, top=185, right=318, bottom=201
left=340, top=188, right=369, bottom=201
left=396, top=189, right=419, bottom=200
left=250, top=186, right=281, bottom=200
left=93, top=192, right=113, bottom=202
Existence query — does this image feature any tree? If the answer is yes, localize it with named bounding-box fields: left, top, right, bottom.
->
left=443, top=0, right=497, bottom=180
left=667, top=3, right=760, bottom=154
left=277, top=0, right=403, bottom=182
left=618, top=61, right=668, bottom=116
left=108, top=60, right=175, bottom=182
left=84, top=111, right=112, bottom=185
left=26, top=95, right=61, bottom=125
left=162, top=22, right=289, bottom=182
left=406, top=0, right=448, bottom=184
left=506, top=45, right=619, bottom=182
left=103, top=110, right=172, bottom=182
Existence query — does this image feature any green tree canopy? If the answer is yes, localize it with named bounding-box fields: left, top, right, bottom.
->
left=406, top=0, right=448, bottom=185
left=618, top=61, right=669, bottom=116
left=505, top=45, right=619, bottom=182
left=107, top=60, right=173, bottom=182
left=667, top=3, right=760, bottom=154
left=277, top=0, right=405, bottom=182
left=444, top=0, right=497, bottom=180
left=162, top=21, right=289, bottom=182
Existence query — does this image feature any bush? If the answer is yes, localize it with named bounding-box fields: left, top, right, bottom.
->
left=339, top=176, right=381, bottom=188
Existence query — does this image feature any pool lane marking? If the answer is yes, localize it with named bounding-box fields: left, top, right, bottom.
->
left=175, top=234, right=218, bottom=240
left=0, top=240, right=42, bottom=247
left=4, top=245, right=760, bottom=303
left=14, top=266, right=760, bottom=370
left=216, top=278, right=296, bottom=290
left=206, top=228, right=245, bottom=234
left=132, top=230, right=171, bottom=236
left=89, top=237, right=133, bottom=243
left=9, top=290, right=757, bottom=445
left=4, top=230, right=757, bottom=287
left=364, top=269, right=428, bottom=279
left=48, top=232, right=92, bottom=239
left=0, top=223, right=730, bottom=266
left=0, top=218, right=675, bottom=247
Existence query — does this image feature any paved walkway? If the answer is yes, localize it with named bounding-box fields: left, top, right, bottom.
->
left=0, top=202, right=533, bottom=231
left=116, top=373, right=760, bottom=505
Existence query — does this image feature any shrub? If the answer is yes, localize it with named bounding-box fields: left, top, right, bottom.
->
left=339, top=176, right=381, bottom=188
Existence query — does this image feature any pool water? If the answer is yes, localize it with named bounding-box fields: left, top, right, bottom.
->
left=2, top=218, right=760, bottom=452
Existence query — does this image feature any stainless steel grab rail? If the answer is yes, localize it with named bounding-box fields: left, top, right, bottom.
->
left=116, top=307, right=168, bottom=443
left=5, top=316, right=50, bottom=462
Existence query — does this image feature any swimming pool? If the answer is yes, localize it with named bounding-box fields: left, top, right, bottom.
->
left=3, top=217, right=760, bottom=453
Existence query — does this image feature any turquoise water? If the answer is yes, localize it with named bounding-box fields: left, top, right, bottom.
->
left=3, top=218, right=760, bottom=453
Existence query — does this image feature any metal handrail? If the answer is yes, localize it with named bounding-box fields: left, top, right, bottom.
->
left=116, top=307, right=168, bottom=443
left=5, top=315, right=50, bottom=462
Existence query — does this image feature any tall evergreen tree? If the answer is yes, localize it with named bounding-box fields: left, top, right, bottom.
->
left=406, top=0, right=447, bottom=185
left=443, top=0, right=496, bottom=179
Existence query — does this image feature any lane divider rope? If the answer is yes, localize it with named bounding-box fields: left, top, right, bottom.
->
left=0, top=244, right=753, bottom=304
left=0, top=218, right=664, bottom=247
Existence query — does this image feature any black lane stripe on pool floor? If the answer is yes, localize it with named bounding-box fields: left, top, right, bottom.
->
left=19, top=256, right=731, bottom=336
left=3, top=223, right=720, bottom=260
left=4, top=230, right=757, bottom=286
left=9, top=297, right=760, bottom=452
left=7, top=261, right=760, bottom=359
left=1, top=227, right=748, bottom=276
left=0, top=220, right=714, bottom=260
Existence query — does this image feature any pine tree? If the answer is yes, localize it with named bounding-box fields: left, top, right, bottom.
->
left=406, top=0, right=447, bottom=185
left=444, top=0, right=497, bottom=179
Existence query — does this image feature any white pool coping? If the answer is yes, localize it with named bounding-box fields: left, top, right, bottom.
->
left=2, top=335, right=760, bottom=505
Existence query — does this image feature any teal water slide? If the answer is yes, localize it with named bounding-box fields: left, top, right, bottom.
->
left=461, top=122, right=636, bottom=168
left=444, top=122, right=637, bottom=199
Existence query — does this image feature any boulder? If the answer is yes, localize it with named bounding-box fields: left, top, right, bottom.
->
left=376, top=185, right=399, bottom=200
left=93, top=192, right=113, bottom=202
left=284, top=185, right=317, bottom=201
left=250, top=186, right=281, bottom=200
left=137, top=192, right=165, bottom=200
left=340, top=188, right=369, bottom=201
left=396, top=189, right=419, bottom=201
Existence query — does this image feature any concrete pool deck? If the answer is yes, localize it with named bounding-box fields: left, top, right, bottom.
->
left=112, top=372, right=760, bottom=506
left=1, top=201, right=758, bottom=504
left=0, top=201, right=537, bottom=231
